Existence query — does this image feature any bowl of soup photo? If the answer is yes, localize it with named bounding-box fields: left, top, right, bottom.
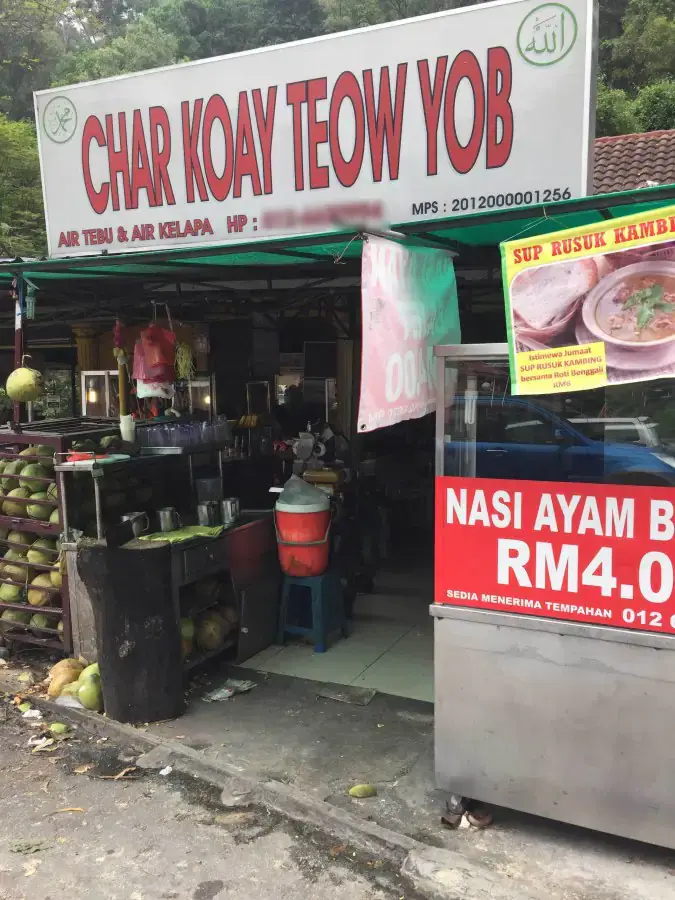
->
left=582, top=261, right=675, bottom=348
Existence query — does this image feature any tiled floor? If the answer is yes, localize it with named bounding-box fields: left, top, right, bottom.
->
left=241, top=565, right=434, bottom=703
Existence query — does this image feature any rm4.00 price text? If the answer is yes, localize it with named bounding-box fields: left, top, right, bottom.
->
left=449, top=188, right=572, bottom=213
left=498, top=539, right=675, bottom=630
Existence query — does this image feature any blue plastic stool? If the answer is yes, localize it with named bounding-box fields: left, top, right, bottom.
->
left=277, top=570, right=348, bottom=653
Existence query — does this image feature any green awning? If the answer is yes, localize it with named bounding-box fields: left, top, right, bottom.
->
left=2, top=183, right=674, bottom=288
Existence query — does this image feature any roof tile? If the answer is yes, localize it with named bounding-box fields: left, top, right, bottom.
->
left=593, top=130, right=675, bottom=194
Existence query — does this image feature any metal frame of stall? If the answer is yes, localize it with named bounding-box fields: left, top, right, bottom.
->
left=432, top=341, right=675, bottom=850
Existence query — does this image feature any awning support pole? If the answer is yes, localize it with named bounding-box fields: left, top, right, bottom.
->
left=12, top=278, right=24, bottom=426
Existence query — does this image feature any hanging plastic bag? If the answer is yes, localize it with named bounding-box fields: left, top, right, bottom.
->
left=136, top=380, right=175, bottom=400
left=141, top=323, right=176, bottom=369
left=133, top=339, right=173, bottom=383
left=132, top=339, right=151, bottom=382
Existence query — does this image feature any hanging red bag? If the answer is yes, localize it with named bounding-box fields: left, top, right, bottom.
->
left=140, top=323, right=176, bottom=369
left=132, top=339, right=173, bottom=383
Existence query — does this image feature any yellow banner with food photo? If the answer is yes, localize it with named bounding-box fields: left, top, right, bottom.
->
left=501, top=205, right=675, bottom=395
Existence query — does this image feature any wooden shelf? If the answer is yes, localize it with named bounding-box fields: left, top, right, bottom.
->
left=2, top=630, right=63, bottom=650
left=183, top=636, right=237, bottom=673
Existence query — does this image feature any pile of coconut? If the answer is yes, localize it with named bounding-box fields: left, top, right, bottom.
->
left=46, top=658, right=103, bottom=711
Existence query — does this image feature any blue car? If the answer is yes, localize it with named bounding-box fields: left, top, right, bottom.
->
left=444, top=397, right=675, bottom=486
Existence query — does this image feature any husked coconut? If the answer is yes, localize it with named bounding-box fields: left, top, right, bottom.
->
left=196, top=611, right=229, bottom=651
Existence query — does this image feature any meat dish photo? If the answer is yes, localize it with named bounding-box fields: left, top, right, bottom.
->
left=582, top=262, right=675, bottom=348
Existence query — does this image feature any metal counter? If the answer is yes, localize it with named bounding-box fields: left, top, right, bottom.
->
left=433, top=343, right=675, bottom=848
left=432, top=603, right=675, bottom=848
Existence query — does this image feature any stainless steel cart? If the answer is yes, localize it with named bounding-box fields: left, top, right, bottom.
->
left=432, top=342, right=675, bottom=849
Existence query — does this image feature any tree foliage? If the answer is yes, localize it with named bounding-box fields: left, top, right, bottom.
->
left=1, top=0, right=675, bottom=257
left=54, top=18, right=180, bottom=84
left=596, top=82, right=639, bottom=138
left=633, top=80, right=675, bottom=133
left=0, top=114, right=46, bottom=257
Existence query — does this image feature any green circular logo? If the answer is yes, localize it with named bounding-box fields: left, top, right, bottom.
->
left=517, top=3, right=578, bottom=66
left=42, top=96, right=78, bottom=144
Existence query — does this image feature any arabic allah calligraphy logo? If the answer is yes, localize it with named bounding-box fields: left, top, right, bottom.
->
left=42, top=96, right=78, bottom=144
left=517, top=3, right=578, bottom=66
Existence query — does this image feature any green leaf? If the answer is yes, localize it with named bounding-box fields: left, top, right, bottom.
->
left=637, top=305, right=656, bottom=331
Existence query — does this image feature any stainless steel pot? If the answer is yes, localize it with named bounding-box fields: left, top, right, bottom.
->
left=121, top=511, right=149, bottom=538
left=158, top=507, right=182, bottom=533
left=221, top=498, right=240, bottom=526
left=197, top=501, right=221, bottom=527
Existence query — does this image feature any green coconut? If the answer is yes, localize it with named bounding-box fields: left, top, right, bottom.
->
left=0, top=582, right=22, bottom=603
left=9, top=531, right=34, bottom=549
left=19, top=445, right=54, bottom=471
left=19, top=463, right=50, bottom=492
left=2, top=549, right=22, bottom=573
left=50, top=568, right=62, bottom=589
left=3, top=560, right=31, bottom=583
left=27, top=492, right=52, bottom=520
left=1, top=460, right=26, bottom=491
left=78, top=662, right=100, bottom=682
left=57, top=620, right=64, bottom=639
left=49, top=508, right=60, bottom=526
left=29, top=548, right=53, bottom=566
left=6, top=367, right=44, bottom=402
left=46, top=482, right=58, bottom=501
left=27, top=538, right=57, bottom=565
left=27, top=573, right=53, bottom=607
left=0, top=608, right=31, bottom=630
left=0, top=528, right=8, bottom=541
left=3, top=487, right=30, bottom=516
left=30, top=612, right=57, bottom=630
left=78, top=673, right=103, bottom=711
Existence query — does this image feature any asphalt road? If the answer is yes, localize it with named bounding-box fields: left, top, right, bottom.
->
left=0, top=702, right=420, bottom=900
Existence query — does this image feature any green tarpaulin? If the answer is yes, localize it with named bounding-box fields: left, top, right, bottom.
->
left=1, top=184, right=674, bottom=289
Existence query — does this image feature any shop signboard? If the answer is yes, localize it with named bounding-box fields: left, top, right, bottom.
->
left=502, top=204, right=675, bottom=395
left=358, top=235, right=460, bottom=432
left=435, top=475, right=675, bottom=635
left=35, top=0, right=596, bottom=258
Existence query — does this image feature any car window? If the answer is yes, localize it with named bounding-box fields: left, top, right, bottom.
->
left=570, top=419, right=656, bottom=446
left=475, top=406, right=510, bottom=442
left=500, top=405, right=558, bottom=445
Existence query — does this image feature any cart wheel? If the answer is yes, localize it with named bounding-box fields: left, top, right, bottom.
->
left=465, top=802, right=493, bottom=828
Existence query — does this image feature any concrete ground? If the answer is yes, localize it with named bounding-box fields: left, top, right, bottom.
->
left=148, top=665, right=675, bottom=900
left=0, top=701, right=421, bottom=900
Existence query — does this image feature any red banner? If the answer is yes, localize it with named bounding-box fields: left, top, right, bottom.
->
left=435, top=475, right=675, bottom=635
